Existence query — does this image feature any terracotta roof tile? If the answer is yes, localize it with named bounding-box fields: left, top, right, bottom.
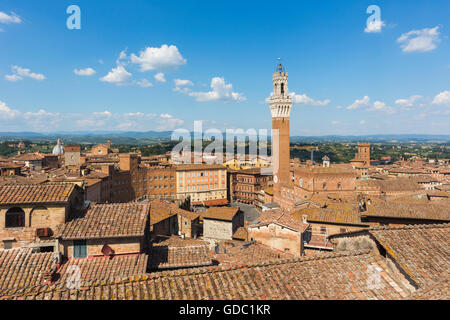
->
left=1, top=250, right=412, bottom=300
left=211, top=242, right=293, bottom=265
left=0, top=183, right=76, bottom=205
left=407, top=273, right=450, bottom=300
left=364, top=201, right=450, bottom=221
left=149, top=245, right=212, bottom=270
left=0, top=248, right=55, bottom=295
left=60, top=202, right=149, bottom=240
left=202, top=207, right=239, bottom=221
left=369, top=224, right=450, bottom=287
left=292, top=203, right=367, bottom=226
left=56, top=254, right=148, bottom=288
left=249, top=210, right=309, bottom=233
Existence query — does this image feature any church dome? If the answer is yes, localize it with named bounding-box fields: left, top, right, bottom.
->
left=52, top=138, right=65, bottom=155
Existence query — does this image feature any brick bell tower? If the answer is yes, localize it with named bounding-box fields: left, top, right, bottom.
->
left=270, top=61, right=292, bottom=190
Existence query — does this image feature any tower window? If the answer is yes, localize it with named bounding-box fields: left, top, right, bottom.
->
left=281, top=83, right=285, bottom=95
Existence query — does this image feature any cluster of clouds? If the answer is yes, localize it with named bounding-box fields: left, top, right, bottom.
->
left=338, top=96, right=394, bottom=114
left=332, top=90, right=450, bottom=125
left=363, top=8, right=442, bottom=54
left=0, top=100, right=184, bottom=132
left=397, top=26, right=441, bottom=53
left=175, top=77, right=246, bottom=103
left=0, top=11, right=21, bottom=32
left=364, top=20, right=386, bottom=33
left=97, top=45, right=186, bottom=88
left=5, top=65, right=46, bottom=82
left=70, top=45, right=245, bottom=103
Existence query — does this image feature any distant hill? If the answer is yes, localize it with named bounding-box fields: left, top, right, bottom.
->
left=0, top=132, right=449, bottom=145
left=290, top=134, right=450, bottom=143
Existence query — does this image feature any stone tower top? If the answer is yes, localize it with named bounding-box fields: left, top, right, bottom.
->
left=269, top=61, right=292, bottom=118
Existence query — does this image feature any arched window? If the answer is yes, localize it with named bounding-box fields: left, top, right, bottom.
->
left=281, top=83, right=285, bottom=95
left=337, top=182, right=342, bottom=190
left=30, top=206, right=48, bottom=228
left=5, top=207, right=25, bottom=228
left=323, top=182, right=327, bottom=190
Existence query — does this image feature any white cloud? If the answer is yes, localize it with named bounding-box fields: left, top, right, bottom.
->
left=432, top=90, right=450, bottom=106
left=4, top=74, right=22, bottom=82
left=74, top=67, right=96, bottom=76
left=0, top=11, right=21, bottom=24
left=136, top=79, right=153, bottom=87
left=331, top=120, right=341, bottom=125
left=344, top=96, right=395, bottom=114
left=290, top=92, right=331, bottom=106
left=369, top=101, right=395, bottom=114
left=346, top=96, right=371, bottom=110
left=154, top=72, right=166, bottom=83
left=0, top=101, right=184, bottom=132
left=115, top=49, right=130, bottom=67
left=5, top=65, right=46, bottom=82
left=397, top=26, right=441, bottom=53
left=174, top=79, right=193, bottom=87
left=93, top=110, right=112, bottom=117
left=360, top=120, right=366, bottom=125
left=130, top=44, right=187, bottom=71
left=183, top=77, right=246, bottom=103
left=100, top=65, right=132, bottom=84
left=365, top=20, right=386, bottom=33
left=0, top=101, right=20, bottom=119
left=395, top=95, right=423, bottom=108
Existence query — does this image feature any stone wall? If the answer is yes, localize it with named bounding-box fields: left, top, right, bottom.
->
left=61, top=237, right=143, bottom=258
left=0, top=205, right=68, bottom=249
left=203, top=219, right=232, bottom=240
left=248, top=223, right=302, bottom=256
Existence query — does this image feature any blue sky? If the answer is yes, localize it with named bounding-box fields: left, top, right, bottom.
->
left=0, top=0, right=449, bottom=135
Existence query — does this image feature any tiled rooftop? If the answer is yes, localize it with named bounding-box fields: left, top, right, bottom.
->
left=149, top=245, right=212, bottom=270
left=250, top=210, right=309, bottom=233
left=407, top=273, right=450, bottom=300
left=364, top=201, right=450, bottom=221
left=202, top=207, right=239, bottom=221
left=1, top=250, right=412, bottom=300
left=211, top=241, right=293, bottom=265
left=0, top=183, right=76, bottom=205
left=149, top=200, right=187, bottom=225
left=56, top=254, right=148, bottom=288
left=291, top=203, right=367, bottom=226
left=60, top=202, right=149, bottom=240
left=0, top=248, right=55, bottom=295
left=369, top=224, right=450, bottom=287
left=330, top=223, right=450, bottom=289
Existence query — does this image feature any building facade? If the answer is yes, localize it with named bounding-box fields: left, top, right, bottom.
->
left=175, top=164, right=228, bottom=206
